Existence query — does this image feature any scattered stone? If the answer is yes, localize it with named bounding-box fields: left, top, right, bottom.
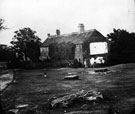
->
left=68, top=72, right=76, bottom=75
left=68, top=72, right=73, bottom=75
left=37, top=89, right=43, bottom=92
left=94, top=68, right=109, bottom=73
left=87, top=68, right=109, bottom=74
left=13, top=80, right=16, bottom=83
left=43, top=91, right=49, bottom=94
left=49, top=90, right=103, bottom=108
left=81, top=104, right=89, bottom=110
left=16, top=104, right=29, bottom=108
left=62, top=84, right=72, bottom=88
left=87, top=71, right=96, bottom=74
left=8, top=109, right=19, bottom=114
left=65, top=110, right=107, bottom=114
left=64, top=75, right=79, bottom=80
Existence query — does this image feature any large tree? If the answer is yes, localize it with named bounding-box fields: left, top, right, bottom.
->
left=107, top=29, right=135, bottom=64
left=11, top=28, right=41, bottom=62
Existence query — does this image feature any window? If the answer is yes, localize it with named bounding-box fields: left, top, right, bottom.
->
left=76, top=45, right=82, bottom=52
left=40, top=47, right=49, bottom=53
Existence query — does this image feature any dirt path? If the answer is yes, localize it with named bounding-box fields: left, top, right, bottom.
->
left=1, top=64, right=135, bottom=114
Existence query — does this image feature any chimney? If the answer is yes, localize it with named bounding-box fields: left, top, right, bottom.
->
left=56, top=29, right=60, bottom=36
left=78, top=24, right=85, bottom=33
left=47, top=33, right=51, bottom=37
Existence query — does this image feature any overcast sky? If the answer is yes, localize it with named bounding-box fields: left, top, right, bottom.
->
left=0, top=0, right=135, bottom=45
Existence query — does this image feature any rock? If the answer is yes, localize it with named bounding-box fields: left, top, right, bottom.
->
left=87, top=71, right=96, bottom=74
left=8, top=109, right=19, bottom=114
left=13, top=80, right=16, bottom=83
left=68, top=72, right=73, bottom=75
left=15, top=104, right=29, bottom=108
left=64, top=75, right=79, bottom=80
left=94, top=68, right=109, bottom=73
left=81, top=104, right=90, bottom=110
left=49, top=90, right=103, bottom=108
left=43, top=72, right=47, bottom=77
left=43, top=91, right=49, bottom=94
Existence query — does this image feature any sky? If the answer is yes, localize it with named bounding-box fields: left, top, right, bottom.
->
left=0, top=0, right=135, bottom=45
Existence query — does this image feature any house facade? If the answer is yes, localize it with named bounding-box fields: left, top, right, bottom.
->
left=41, top=24, right=109, bottom=67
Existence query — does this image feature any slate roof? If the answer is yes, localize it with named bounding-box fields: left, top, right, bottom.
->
left=42, top=29, right=107, bottom=47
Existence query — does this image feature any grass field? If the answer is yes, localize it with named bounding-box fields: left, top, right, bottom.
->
left=1, top=63, right=135, bottom=114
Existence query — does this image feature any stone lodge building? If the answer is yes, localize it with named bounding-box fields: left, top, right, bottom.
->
left=40, top=24, right=109, bottom=67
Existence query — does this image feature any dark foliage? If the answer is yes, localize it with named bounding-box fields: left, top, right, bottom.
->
left=107, top=29, right=135, bottom=65
left=0, top=46, right=15, bottom=62
left=68, top=59, right=83, bottom=68
left=10, top=28, right=41, bottom=63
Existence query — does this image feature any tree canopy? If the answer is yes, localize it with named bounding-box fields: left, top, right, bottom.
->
left=11, top=28, right=41, bottom=62
left=107, top=29, right=135, bottom=64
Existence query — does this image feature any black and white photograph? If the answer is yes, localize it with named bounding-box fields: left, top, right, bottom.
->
left=0, top=0, right=135, bottom=114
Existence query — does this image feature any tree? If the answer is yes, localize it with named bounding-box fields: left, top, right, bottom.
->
left=0, top=45, right=16, bottom=64
left=0, top=19, right=7, bottom=31
left=107, top=29, right=135, bottom=64
left=11, top=28, right=41, bottom=62
left=0, top=19, right=13, bottom=63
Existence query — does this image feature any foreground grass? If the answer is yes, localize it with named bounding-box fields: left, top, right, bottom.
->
left=1, top=63, right=135, bottom=114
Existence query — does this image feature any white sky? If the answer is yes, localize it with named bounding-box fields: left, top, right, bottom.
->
left=0, top=0, right=135, bottom=45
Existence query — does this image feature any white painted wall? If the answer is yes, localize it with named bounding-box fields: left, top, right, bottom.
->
left=90, top=42, right=108, bottom=55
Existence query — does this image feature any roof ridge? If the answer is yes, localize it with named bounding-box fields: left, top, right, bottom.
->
left=42, top=29, right=106, bottom=47
left=47, top=29, right=96, bottom=38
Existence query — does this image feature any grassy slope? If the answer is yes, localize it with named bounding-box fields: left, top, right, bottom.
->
left=1, top=63, right=135, bottom=114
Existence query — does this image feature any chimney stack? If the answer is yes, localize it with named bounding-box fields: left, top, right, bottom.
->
left=47, top=33, right=51, bottom=37
left=56, top=29, right=60, bottom=36
left=78, top=24, right=85, bottom=33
